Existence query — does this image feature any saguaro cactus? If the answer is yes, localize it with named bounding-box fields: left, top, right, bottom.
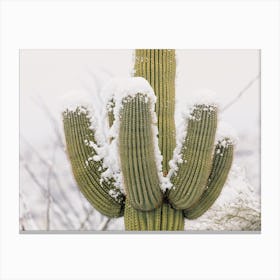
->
left=62, top=49, right=234, bottom=231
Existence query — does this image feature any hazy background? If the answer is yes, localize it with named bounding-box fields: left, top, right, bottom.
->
left=19, top=50, right=260, bottom=231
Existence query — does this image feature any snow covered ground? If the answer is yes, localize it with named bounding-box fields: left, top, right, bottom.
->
left=19, top=49, right=261, bottom=231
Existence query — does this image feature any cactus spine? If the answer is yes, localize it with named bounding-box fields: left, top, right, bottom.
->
left=62, top=49, right=234, bottom=231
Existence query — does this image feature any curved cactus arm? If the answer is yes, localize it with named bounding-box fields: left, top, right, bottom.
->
left=124, top=201, right=184, bottom=231
left=184, top=139, right=234, bottom=219
left=168, top=105, right=217, bottom=210
left=119, top=93, right=163, bottom=211
left=63, top=107, right=125, bottom=218
left=134, top=49, right=176, bottom=175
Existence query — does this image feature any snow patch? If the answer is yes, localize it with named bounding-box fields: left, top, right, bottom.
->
left=186, top=88, right=220, bottom=108
left=106, top=99, right=115, bottom=112
left=101, top=77, right=156, bottom=103
left=60, top=88, right=107, bottom=149
left=108, top=189, right=118, bottom=200
left=60, top=89, right=94, bottom=113
left=186, top=162, right=261, bottom=231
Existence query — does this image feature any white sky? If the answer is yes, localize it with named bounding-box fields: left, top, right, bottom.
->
left=20, top=49, right=260, bottom=145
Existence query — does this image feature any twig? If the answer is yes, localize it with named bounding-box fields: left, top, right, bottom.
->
left=21, top=136, right=81, bottom=220
left=78, top=190, right=93, bottom=219
left=79, top=208, right=95, bottom=230
left=19, top=217, right=26, bottom=231
left=45, top=145, right=56, bottom=230
left=222, top=73, right=260, bottom=112
left=46, top=182, right=51, bottom=230
left=98, top=217, right=111, bottom=231
left=20, top=192, right=39, bottom=230
left=20, top=154, right=75, bottom=228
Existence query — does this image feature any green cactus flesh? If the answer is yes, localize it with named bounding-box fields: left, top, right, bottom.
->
left=63, top=49, right=235, bottom=231
left=119, top=94, right=163, bottom=211
left=184, top=140, right=234, bottom=219
left=168, top=105, right=218, bottom=210
left=134, top=49, right=176, bottom=176
left=124, top=200, right=184, bottom=231
left=63, top=108, right=125, bottom=218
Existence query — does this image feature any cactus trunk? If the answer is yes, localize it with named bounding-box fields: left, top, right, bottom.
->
left=134, top=49, right=176, bottom=176
left=124, top=200, right=184, bottom=231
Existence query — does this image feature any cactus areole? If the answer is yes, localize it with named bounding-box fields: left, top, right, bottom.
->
left=62, top=49, right=234, bottom=231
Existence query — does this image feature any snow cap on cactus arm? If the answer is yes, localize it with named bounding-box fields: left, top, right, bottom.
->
left=60, top=88, right=108, bottom=148
left=186, top=88, right=220, bottom=108
left=60, top=89, right=95, bottom=113
left=100, top=77, right=165, bottom=192
left=101, top=77, right=157, bottom=105
left=101, top=77, right=157, bottom=143
left=184, top=88, right=238, bottom=145
left=100, top=77, right=158, bottom=147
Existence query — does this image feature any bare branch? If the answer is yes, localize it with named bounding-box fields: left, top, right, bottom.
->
left=20, top=192, right=39, bottom=230
left=98, top=217, right=111, bottom=231
left=79, top=208, right=95, bottom=230
left=222, top=73, right=260, bottom=112
left=21, top=136, right=81, bottom=220
left=45, top=146, right=56, bottom=230
left=20, top=154, right=75, bottom=228
left=78, top=190, right=93, bottom=219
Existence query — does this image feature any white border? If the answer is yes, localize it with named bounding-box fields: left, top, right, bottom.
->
left=1, top=1, right=279, bottom=279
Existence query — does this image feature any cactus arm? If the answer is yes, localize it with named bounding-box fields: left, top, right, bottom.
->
left=168, top=105, right=217, bottom=210
left=184, top=139, right=234, bottom=219
left=134, top=49, right=176, bottom=175
left=63, top=107, right=125, bottom=218
left=119, top=93, right=163, bottom=211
